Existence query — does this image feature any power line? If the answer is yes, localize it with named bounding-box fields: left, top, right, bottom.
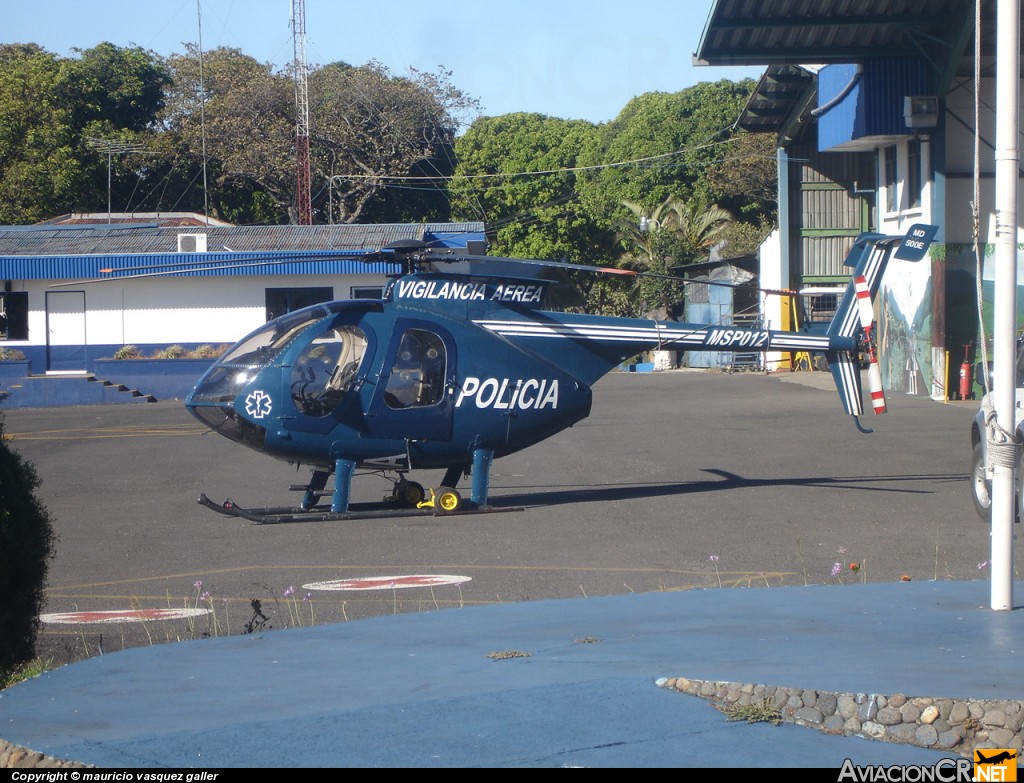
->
left=336, top=135, right=747, bottom=183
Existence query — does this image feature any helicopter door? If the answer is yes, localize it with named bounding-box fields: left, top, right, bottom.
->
left=286, top=324, right=370, bottom=427
left=365, top=324, right=453, bottom=442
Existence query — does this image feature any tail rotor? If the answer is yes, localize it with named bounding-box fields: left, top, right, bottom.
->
left=854, top=274, right=887, bottom=415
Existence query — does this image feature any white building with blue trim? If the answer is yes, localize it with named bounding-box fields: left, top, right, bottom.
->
left=0, top=218, right=484, bottom=405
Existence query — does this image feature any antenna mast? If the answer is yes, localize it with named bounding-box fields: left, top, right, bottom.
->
left=291, top=0, right=313, bottom=225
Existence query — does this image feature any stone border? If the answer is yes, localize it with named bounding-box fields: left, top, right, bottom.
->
left=6, top=678, right=1022, bottom=766
left=657, top=677, right=1024, bottom=757
left=0, top=739, right=89, bottom=769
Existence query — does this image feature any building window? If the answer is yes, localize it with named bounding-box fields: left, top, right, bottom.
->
left=350, top=286, right=383, bottom=300
left=906, top=139, right=922, bottom=210
left=265, top=287, right=334, bottom=322
left=884, top=145, right=899, bottom=213
left=0, top=291, right=28, bottom=340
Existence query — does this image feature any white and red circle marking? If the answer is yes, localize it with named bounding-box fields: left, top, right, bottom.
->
left=303, top=574, right=471, bottom=591
left=41, top=607, right=212, bottom=625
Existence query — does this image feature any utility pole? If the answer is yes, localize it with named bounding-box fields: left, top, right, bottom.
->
left=291, top=0, right=313, bottom=225
left=990, top=0, right=1019, bottom=611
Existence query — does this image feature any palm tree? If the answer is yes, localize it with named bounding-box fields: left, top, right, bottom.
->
left=616, top=196, right=678, bottom=266
left=616, top=194, right=734, bottom=268
left=660, top=195, right=734, bottom=263
left=611, top=195, right=735, bottom=318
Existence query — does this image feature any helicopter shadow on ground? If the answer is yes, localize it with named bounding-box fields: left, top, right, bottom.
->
left=484, top=468, right=967, bottom=509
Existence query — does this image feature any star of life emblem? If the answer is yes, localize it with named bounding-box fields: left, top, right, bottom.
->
left=244, top=389, right=273, bottom=419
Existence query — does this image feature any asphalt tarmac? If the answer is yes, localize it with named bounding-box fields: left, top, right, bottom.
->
left=1, top=370, right=1017, bottom=768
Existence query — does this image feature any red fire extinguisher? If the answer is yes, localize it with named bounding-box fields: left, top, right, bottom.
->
left=959, top=344, right=973, bottom=400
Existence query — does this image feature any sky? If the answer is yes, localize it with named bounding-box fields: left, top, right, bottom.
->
left=1, top=0, right=765, bottom=125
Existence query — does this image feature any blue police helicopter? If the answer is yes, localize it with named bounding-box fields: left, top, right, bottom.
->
left=184, top=224, right=937, bottom=523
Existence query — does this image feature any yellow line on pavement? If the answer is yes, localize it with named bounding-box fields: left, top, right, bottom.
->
left=7, top=425, right=206, bottom=440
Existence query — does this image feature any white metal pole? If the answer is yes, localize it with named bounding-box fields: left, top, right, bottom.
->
left=106, top=152, right=112, bottom=223
left=990, top=0, right=1019, bottom=611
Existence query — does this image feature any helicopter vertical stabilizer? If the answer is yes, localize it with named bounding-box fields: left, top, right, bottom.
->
left=825, top=224, right=937, bottom=421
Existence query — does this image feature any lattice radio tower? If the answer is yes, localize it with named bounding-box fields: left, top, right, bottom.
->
left=291, top=0, right=312, bottom=225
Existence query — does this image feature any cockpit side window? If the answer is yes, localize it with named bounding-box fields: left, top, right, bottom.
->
left=290, top=326, right=368, bottom=416
left=383, top=329, right=446, bottom=409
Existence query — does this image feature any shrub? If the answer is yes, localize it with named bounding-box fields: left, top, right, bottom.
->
left=113, top=345, right=143, bottom=360
left=0, top=348, right=26, bottom=361
left=110, top=344, right=229, bottom=360
left=152, top=344, right=186, bottom=359
left=190, top=344, right=229, bottom=359
left=0, top=412, right=57, bottom=675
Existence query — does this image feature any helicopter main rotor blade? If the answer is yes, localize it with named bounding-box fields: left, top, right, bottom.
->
left=95, top=250, right=386, bottom=274
left=420, top=250, right=797, bottom=297
left=49, top=250, right=394, bottom=287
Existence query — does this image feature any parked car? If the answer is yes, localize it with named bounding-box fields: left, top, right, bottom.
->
left=969, top=339, right=1024, bottom=520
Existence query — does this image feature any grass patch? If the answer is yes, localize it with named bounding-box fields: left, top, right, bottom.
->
left=486, top=650, right=532, bottom=660
left=716, top=696, right=783, bottom=726
left=0, top=658, right=54, bottom=690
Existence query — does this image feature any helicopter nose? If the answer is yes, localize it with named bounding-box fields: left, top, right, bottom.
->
left=185, top=359, right=275, bottom=452
left=188, top=365, right=258, bottom=405
left=186, top=401, right=268, bottom=451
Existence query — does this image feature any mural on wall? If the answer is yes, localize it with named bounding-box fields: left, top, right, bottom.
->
left=952, top=219, right=1024, bottom=398
left=974, top=243, right=1024, bottom=374
left=878, top=255, right=933, bottom=396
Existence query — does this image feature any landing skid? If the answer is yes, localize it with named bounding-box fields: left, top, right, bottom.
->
left=197, top=493, right=523, bottom=525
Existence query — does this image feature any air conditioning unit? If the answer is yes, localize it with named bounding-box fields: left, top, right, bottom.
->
left=177, top=233, right=208, bottom=253
left=904, top=96, right=939, bottom=129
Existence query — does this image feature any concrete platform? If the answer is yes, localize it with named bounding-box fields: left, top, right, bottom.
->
left=1, top=579, right=1021, bottom=768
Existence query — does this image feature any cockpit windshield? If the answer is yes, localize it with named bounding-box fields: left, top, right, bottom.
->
left=188, top=308, right=333, bottom=405
left=187, top=301, right=377, bottom=411
left=220, top=307, right=330, bottom=368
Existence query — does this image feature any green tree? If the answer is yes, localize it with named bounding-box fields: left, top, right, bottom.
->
left=313, top=61, right=479, bottom=224
left=161, top=46, right=294, bottom=223
left=61, top=42, right=169, bottom=134
left=0, top=44, right=86, bottom=223
left=67, top=43, right=171, bottom=216
left=450, top=112, right=611, bottom=261
left=576, top=80, right=758, bottom=224
left=705, top=130, right=778, bottom=223
left=0, top=413, right=56, bottom=674
left=0, top=42, right=170, bottom=223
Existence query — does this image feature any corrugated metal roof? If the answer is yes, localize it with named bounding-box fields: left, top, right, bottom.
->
left=0, top=222, right=485, bottom=280
left=0, top=252, right=402, bottom=281
left=695, top=0, right=984, bottom=92
left=737, top=64, right=817, bottom=135
left=0, top=222, right=484, bottom=257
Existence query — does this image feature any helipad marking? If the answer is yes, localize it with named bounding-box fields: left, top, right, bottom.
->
left=41, top=607, right=211, bottom=625
left=304, top=574, right=472, bottom=591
